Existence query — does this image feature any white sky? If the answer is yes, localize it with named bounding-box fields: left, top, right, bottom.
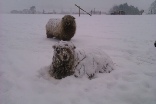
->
left=0, top=0, right=155, bottom=13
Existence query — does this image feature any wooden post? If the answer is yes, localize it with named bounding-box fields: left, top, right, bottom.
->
left=79, top=8, right=80, bottom=17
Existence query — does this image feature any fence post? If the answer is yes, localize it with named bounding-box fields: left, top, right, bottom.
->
left=79, top=8, right=80, bottom=17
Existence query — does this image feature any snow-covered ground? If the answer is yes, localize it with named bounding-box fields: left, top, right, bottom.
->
left=0, top=14, right=156, bottom=104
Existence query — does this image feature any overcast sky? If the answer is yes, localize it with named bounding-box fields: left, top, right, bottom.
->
left=0, top=0, right=155, bottom=13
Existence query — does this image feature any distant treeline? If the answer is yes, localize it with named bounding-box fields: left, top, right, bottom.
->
left=11, top=6, right=41, bottom=14
left=11, top=7, right=107, bottom=15
left=109, top=3, right=144, bottom=15
left=10, top=1, right=156, bottom=15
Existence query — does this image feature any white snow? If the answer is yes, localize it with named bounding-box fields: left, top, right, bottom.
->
left=0, top=14, right=156, bottom=104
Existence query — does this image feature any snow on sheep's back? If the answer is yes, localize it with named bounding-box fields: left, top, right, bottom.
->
left=0, top=14, right=156, bottom=104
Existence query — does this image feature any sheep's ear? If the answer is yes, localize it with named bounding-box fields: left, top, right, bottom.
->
left=52, top=45, right=56, bottom=49
left=73, top=46, right=76, bottom=49
left=72, top=16, right=75, bottom=19
left=73, top=45, right=76, bottom=49
left=70, top=42, right=76, bottom=49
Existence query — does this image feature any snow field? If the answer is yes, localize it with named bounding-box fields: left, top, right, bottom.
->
left=0, top=14, right=156, bottom=104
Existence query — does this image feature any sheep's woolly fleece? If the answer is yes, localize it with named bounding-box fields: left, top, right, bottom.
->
left=49, top=41, right=115, bottom=79
left=46, top=15, right=76, bottom=41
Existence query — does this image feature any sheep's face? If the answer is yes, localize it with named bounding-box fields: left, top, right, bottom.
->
left=51, top=41, right=76, bottom=79
left=54, top=47, right=72, bottom=62
left=62, top=15, right=75, bottom=27
left=53, top=41, right=76, bottom=62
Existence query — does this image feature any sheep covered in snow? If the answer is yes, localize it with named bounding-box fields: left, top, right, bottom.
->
left=46, top=15, right=76, bottom=41
left=49, top=41, right=115, bottom=79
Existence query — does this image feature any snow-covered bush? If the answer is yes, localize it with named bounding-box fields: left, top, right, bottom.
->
left=46, top=15, right=76, bottom=41
left=49, top=41, right=115, bottom=79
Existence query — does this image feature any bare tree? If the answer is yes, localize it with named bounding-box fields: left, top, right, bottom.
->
left=149, top=0, right=156, bottom=14
left=109, top=3, right=141, bottom=15
left=30, top=6, right=36, bottom=14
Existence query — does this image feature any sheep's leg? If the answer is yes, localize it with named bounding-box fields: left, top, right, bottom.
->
left=46, top=31, right=54, bottom=38
left=47, top=34, right=54, bottom=38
